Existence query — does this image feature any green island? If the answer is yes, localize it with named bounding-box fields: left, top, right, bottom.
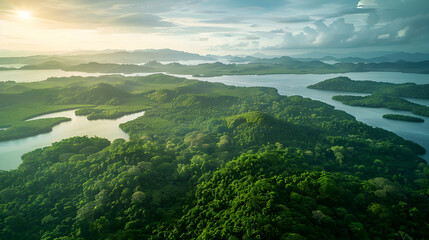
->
left=332, top=94, right=429, bottom=117
left=382, top=114, right=424, bottom=122
left=308, top=76, right=429, bottom=98
left=0, top=117, right=71, bottom=141
left=308, top=77, right=429, bottom=117
left=0, top=74, right=428, bottom=240
left=6, top=57, right=429, bottom=77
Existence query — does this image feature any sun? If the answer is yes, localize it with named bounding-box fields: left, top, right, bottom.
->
left=16, top=10, right=32, bottom=20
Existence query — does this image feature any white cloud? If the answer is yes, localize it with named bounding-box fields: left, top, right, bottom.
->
left=275, top=18, right=355, bottom=48
left=396, top=27, right=408, bottom=38
left=377, top=33, right=389, bottom=39
left=358, top=0, right=378, bottom=8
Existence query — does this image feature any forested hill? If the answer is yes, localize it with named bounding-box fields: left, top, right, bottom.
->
left=0, top=74, right=428, bottom=239
left=308, top=76, right=429, bottom=99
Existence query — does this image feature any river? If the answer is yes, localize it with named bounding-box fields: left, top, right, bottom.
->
left=0, top=110, right=144, bottom=170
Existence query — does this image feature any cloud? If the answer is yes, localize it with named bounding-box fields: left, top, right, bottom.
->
left=274, top=18, right=355, bottom=48
left=0, top=0, right=186, bottom=30
left=168, top=26, right=238, bottom=35
left=197, top=10, right=227, bottom=14
left=271, top=9, right=429, bottom=50
left=110, top=13, right=175, bottom=28
left=206, top=0, right=286, bottom=10
left=377, top=34, right=389, bottom=39
left=201, top=16, right=246, bottom=24
left=273, top=16, right=313, bottom=23
left=321, top=7, right=375, bottom=20
left=396, top=27, right=408, bottom=38
left=242, top=35, right=260, bottom=40
left=358, top=0, right=377, bottom=8
left=209, top=40, right=260, bottom=51
left=1, top=0, right=428, bottom=53
left=270, top=29, right=284, bottom=33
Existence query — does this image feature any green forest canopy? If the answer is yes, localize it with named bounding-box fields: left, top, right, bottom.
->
left=0, top=74, right=428, bottom=240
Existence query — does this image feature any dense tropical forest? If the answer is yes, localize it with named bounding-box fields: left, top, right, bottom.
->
left=0, top=74, right=428, bottom=239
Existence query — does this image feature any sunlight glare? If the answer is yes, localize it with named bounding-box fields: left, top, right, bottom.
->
left=16, top=10, right=32, bottom=20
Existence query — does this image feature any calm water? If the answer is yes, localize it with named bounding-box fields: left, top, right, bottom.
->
left=0, top=110, right=144, bottom=170
left=0, top=64, right=27, bottom=68
left=196, top=72, right=429, bottom=162
left=0, top=70, right=107, bottom=82
left=0, top=69, right=182, bottom=83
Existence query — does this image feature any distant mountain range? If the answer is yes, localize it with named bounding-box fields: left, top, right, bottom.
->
left=217, top=51, right=429, bottom=64
left=0, top=49, right=214, bottom=65
left=63, top=49, right=215, bottom=63
left=293, top=51, right=429, bottom=63
left=1, top=49, right=428, bottom=66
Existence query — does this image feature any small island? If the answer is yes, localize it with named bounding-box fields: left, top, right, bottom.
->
left=311, top=77, right=429, bottom=117
left=0, top=117, right=71, bottom=141
left=382, top=114, right=424, bottom=122
left=332, top=94, right=429, bottom=117
left=308, top=76, right=429, bottom=99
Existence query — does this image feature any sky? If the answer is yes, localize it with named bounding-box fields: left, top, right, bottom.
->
left=0, top=0, right=428, bottom=56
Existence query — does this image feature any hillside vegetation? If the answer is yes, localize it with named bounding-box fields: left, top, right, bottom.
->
left=0, top=74, right=428, bottom=240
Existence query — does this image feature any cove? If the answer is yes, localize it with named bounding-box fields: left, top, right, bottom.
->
left=0, top=110, right=144, bottom=170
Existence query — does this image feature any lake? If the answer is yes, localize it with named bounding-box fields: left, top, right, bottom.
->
left=0, top=110, right=144, bottom=170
